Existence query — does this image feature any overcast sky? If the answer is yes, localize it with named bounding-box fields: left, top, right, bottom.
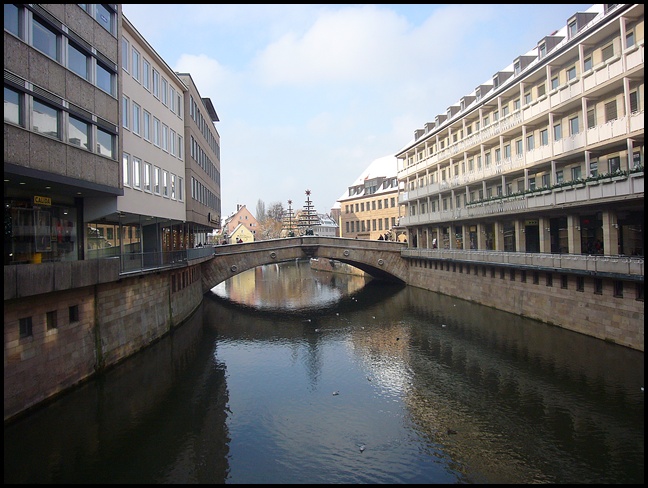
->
left=122, top=4, right=593, bottom=220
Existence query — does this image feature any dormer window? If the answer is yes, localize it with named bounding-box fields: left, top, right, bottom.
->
left=539, top=43, right=546, bottom=58
left=514, top=61, right=521, bottom=75
left=568, top=20, right=577, bottom=38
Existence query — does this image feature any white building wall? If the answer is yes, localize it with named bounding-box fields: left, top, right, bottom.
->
left=119, top=18, right=186, bottom=221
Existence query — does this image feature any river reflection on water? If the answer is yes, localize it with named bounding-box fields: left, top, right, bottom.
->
left=4, top=260, right=644, bottom=484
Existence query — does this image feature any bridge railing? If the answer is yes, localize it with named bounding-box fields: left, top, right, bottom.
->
left=402, top=248, right=644, bottom=280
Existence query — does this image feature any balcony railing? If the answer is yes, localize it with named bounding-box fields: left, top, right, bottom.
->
left=399, top=168, right=643, bottom=225
left=401, top=248, right=644, bottom=279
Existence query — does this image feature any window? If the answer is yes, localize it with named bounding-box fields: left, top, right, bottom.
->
left=177, top=135, right=183, bottom=159
left=143, top=110, right=151, bottom=141
left=625, top=31, right=635, bottom=49
left=589, top=161, right=598, bottom=177
left=561, top=275, right=568, bottom=289
left=19, top=317, right=33, bottom=338
left=502, top=105, right=509, bottom=117
left=161, top=124, right=168, bottom=151
left=583, top=56, right=592, bottom=71
left=170, top=87, right=176, bottom=112
left=551, top=76, right=559, bottom=90
left=513, top=99, right=520, bottom=111
left=143, top=162, right=152, bottom=192
left=524, top=92, right=532, bottom=105
left=95, top=4, right=115, bottom=34
left=571, top=166, right=582, bottom=180
left=4, top=4, right=20, bottom=36
left=132, top=48, right=140, bottom=81
left=33, top=99, right=59, bottom=138
left=556, top=170, right=564, bottom=183
left=132, top=103, right=141, bottom=135
left=170, top=129, right=176, bottom=156
left=68, top=115, right=89, bottom=149
left=97, top=127, right=114, bottom=158
left=587, top=108, right=596, bottom=129
left=569, top=116, right=579, bottom=136
left=152, top=69, right=160, bottom=98
left=4, top=86, right=21, bottom=125
left=567, top=66, right=576, bottom=81
left=540, top=129, right=548, bottom=146
left=515, top=139, right=523, bottom=156
left=154, top=166, right=161, bottom=194
left=122, top=96, right=129, bottom=129
left=537, top=83, right=545, bottom=97
left=96, top=62, right=115, bottom=96
left=608, top=156, right=620, bottom=173
left=68, top=43, right=89, bottom=80
left=162, top=170, right=169, bottom=197
left=601, top=43, right=614, bottom=62
left=122, top=153, right=131, bottom=186
left=526, top=134, right=534, bottom=151
left=539, top=43, right=546, bottom=58
left=568, top=20, right=577, bottom=38
left=69, top=304, right=79, bottom=323
left=504, top=144, right=511, bottom=159
left=132, top=157, right=141, bottom=189
left=46, top=310, right=58, bottom=330
left=546, top=273, right=553, bottom=287
left=178, top=176, right=184, bottom=201
left=576, top=276, right=585, bottom=292
left=153, top=117, right=160, bottom=146
left=495, top=148, right=501, bottom=163
left=32, top=17, right=59, bottom=61
left=629, top=91, right=639, bottom=113
left=604, top=100, right=617, bottom=122
left=121, top=37, right=129, bottom=72
left=170, top=173, right=177, bottom=199
left=553, top=123, right=562, bottom=141
left=542, top=174, right=550, bottom=187
left=161, top=78, right=168, bottom=105
left=594, top=278, right=603, bottom=295
left=142, top=59, right=151, bottom=90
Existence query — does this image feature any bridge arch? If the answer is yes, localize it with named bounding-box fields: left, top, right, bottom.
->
left=201, top=236, right=408, bottom=294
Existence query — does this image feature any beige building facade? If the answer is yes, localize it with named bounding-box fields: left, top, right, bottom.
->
left=397, top=4, right=643, bottom=254
left=338, top=154, right=405, bottom=241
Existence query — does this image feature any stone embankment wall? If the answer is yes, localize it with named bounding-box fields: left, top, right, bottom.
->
left=4, top=265, right=203, bottom=423
left=407, top=261, right=644, bottom=352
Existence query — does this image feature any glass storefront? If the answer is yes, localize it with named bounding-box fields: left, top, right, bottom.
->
left=4, top=198, right=78, bottom=264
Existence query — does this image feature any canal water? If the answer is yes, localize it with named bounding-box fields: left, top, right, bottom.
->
left=4, top=260, right=644, bottom=484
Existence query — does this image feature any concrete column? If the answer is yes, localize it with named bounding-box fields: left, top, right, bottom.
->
left=515, top=220, right=525, bottom=253
left=568, top=215, right=581, bottom=254
left=602, top=210, right=619, bottom=256
left=539, top=217, right=552, bottom=253
left=494, top=222, right=505, bottom=251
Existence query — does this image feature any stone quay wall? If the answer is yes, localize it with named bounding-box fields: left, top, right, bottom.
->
left=4, top=264, right=204, bottom=423
left=407, top=259, right=644, bottom=352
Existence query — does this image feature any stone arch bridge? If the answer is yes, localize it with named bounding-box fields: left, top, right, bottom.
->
left=201, top=236, right=408, bottom=293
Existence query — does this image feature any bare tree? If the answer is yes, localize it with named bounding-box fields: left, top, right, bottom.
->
left=255, top=199, right=266, bottom=222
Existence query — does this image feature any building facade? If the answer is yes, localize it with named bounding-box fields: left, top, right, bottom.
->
left=396, top=4, right=643, bottom=255
left=4, top=4, right=122, bottom=265
left=4, top=6, right=222, bottom=269
left=177, top=73, right=222, bottom=246
left=338, top=154, right=405, bottom=241
left=222, top=204, right=259, bottom=242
